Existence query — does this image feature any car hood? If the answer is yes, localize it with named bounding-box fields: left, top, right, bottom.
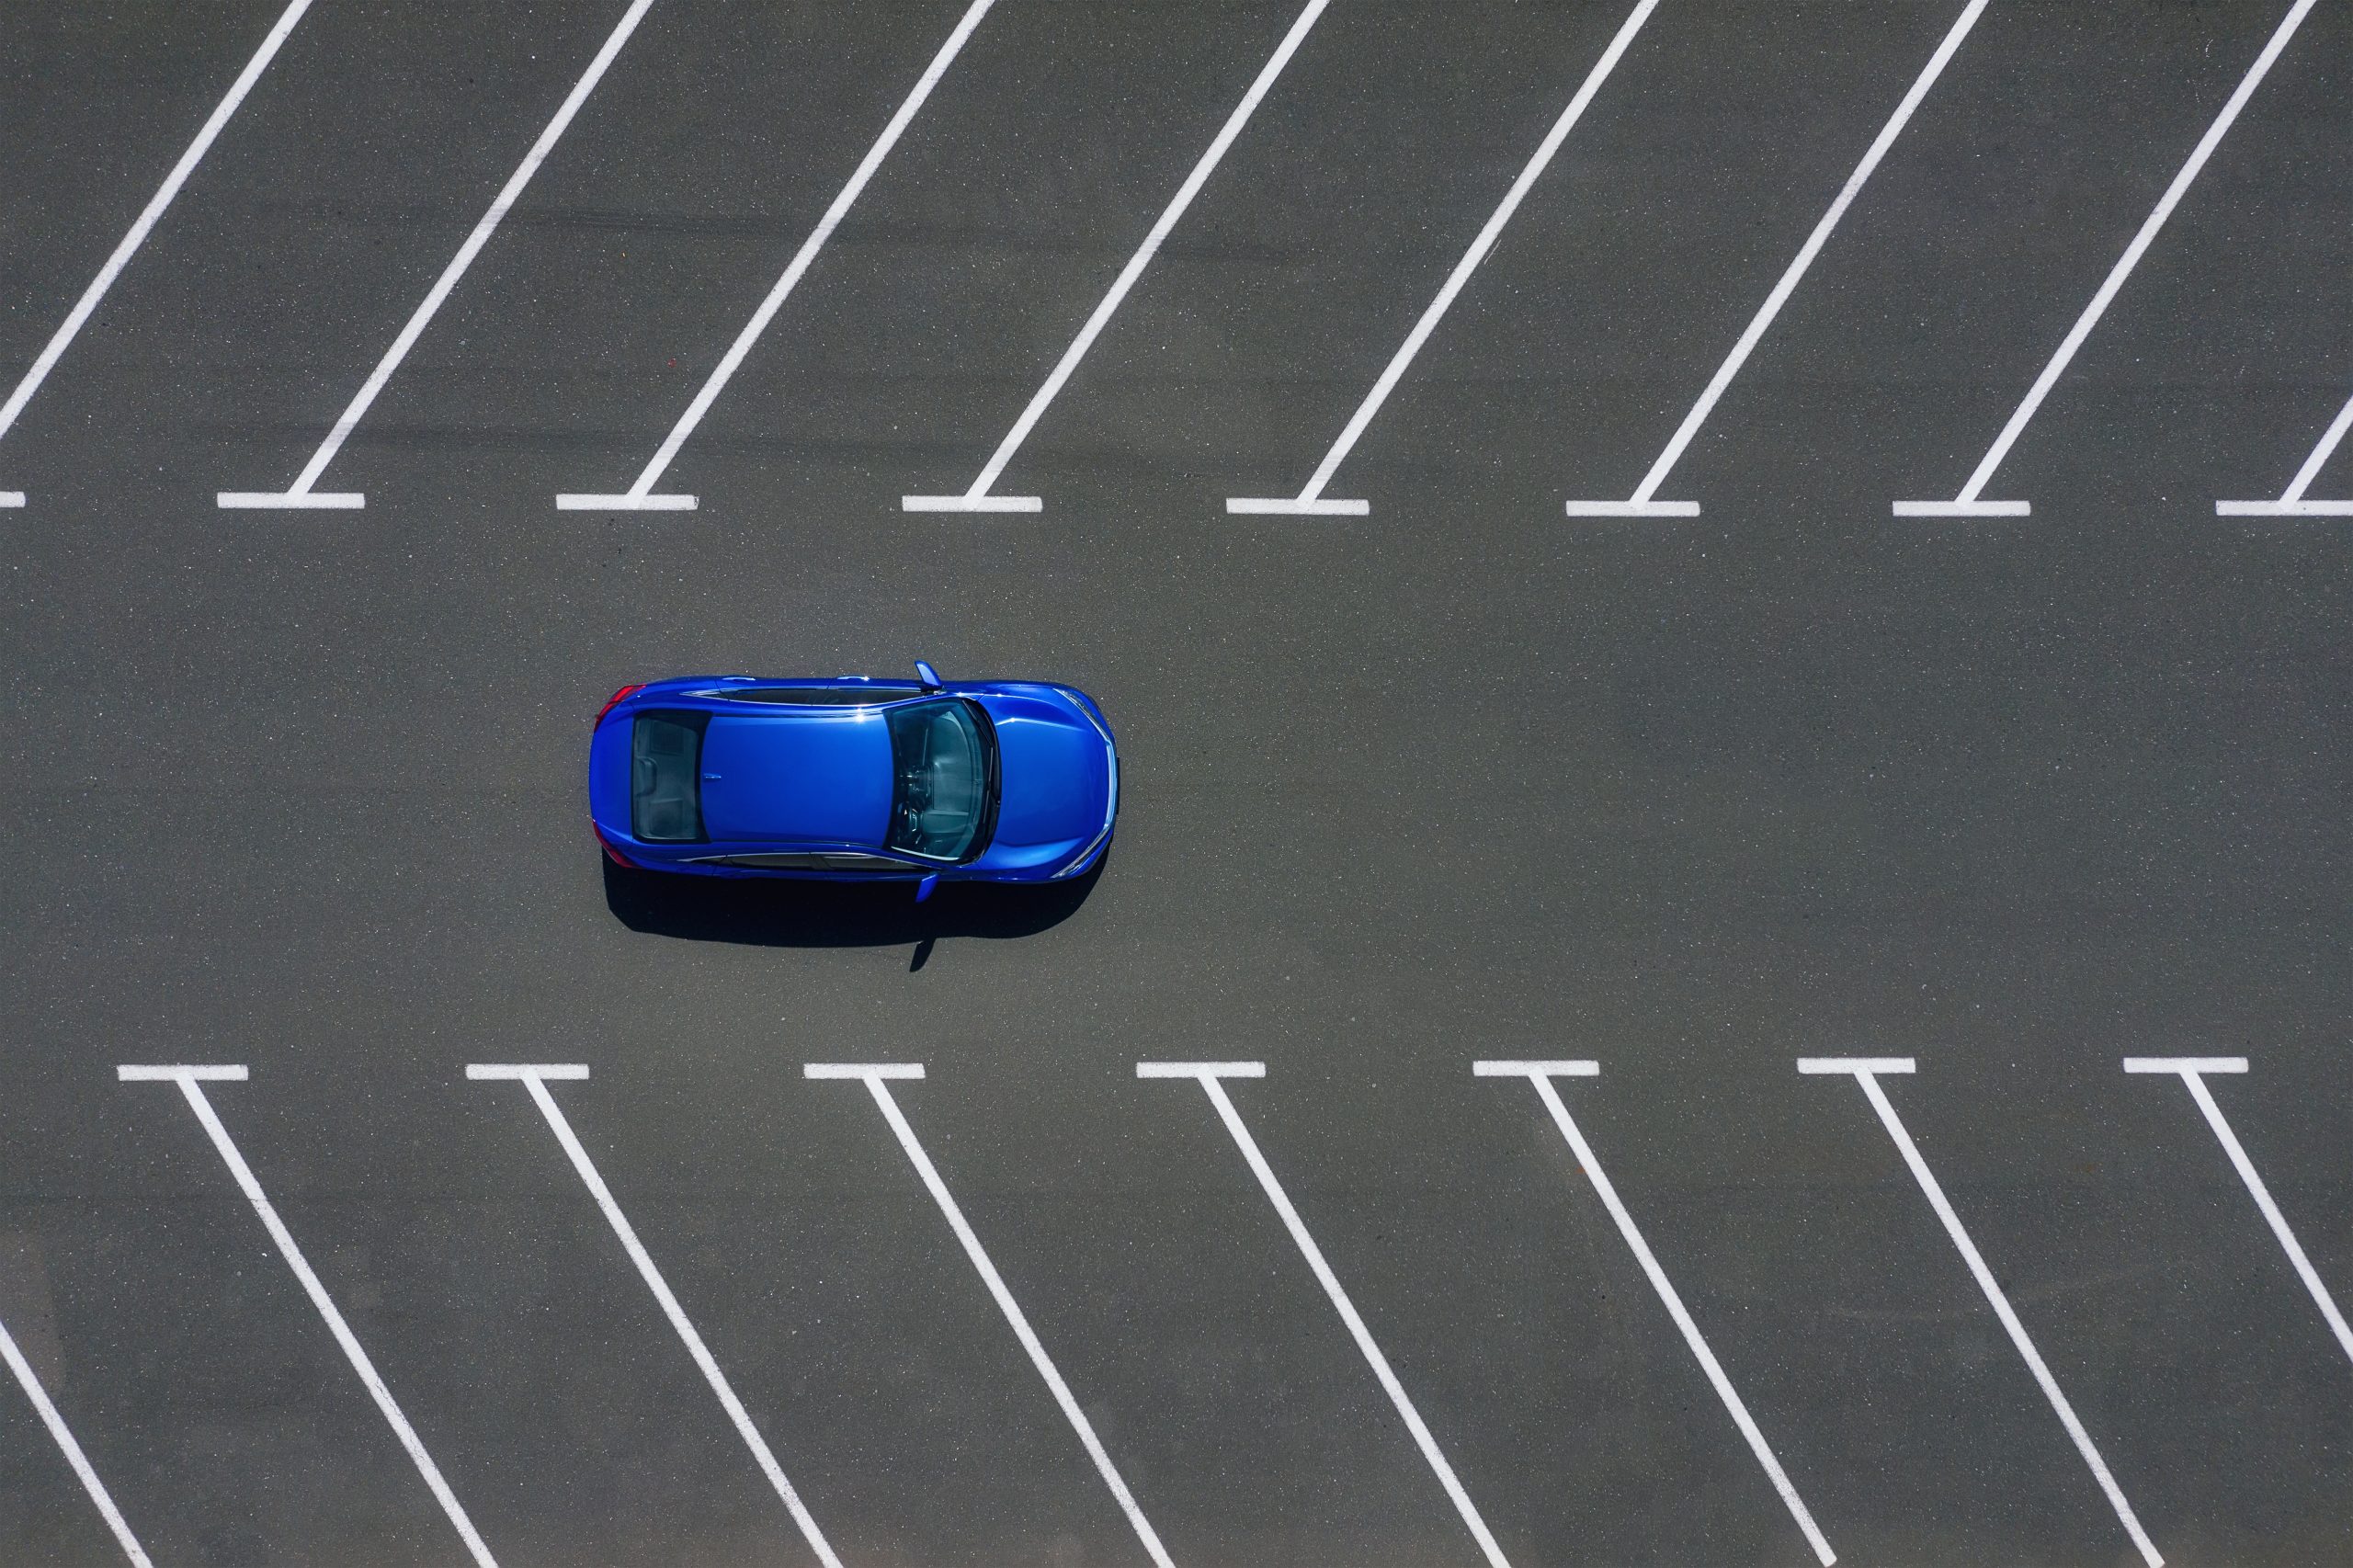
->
left=697, top=711, right=892, bottom=846
left=976, top=691, right=1113, bottom=862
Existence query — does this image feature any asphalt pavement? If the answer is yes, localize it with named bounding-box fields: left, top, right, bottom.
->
left=1, top=2, right=2349, bottom=1564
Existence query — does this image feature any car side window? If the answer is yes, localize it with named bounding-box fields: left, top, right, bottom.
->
left=713, top=852, right=916, bottom=873
left=710, top=686, right=921, bottom=705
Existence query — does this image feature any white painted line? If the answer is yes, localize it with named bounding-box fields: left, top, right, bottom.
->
left=803, top=1062, right=926, bottom=1080
left=1898, top=0, right=2319, bottom=519
left=1890, top=499, right=2032, bottom=517
left=1222, top=496, right=1370, bottom=516
left=2218, top=385, right=2353, bottom=514
left=899, top=494, right=1044, bottom=513
left=1483, top=1062, right=1834, bottom=1564
left=2215, top=499, right=2353, bottom=517
left=1150, top=1064, right=1511, bottom=1567
left=910, top=0, right=1333, bottom=515
left=1227, top=0, right=1663, bottom=520
left=0, top=0, right=319, bottom=503
left=0, top=1318, right=153, bottom=1568
left=2121, top=1057, right=2247, bottom=1075
left=820, top=1069, right=1176, bottom=1568
left=212, top=490, right=365, bottom=509
left=1557, top=500, right=1700, bottom=517
left=474, top=1064, right=845, bottom=1567
left=127, top=1068, right=500, bottom=1567
left=1794, top=1057, right=1914, bottom=1075
left=2272, top=386, right=2353, bottom=502
left=554, top=492, right=698, bottom=510
left=466, top=1062, right=591, bottom=1080
left=1809, top=1062, right=2162, bottom=1567
left=2127, top=1060, right=2353, bottom=1369
left=564, top=0, right=999, bottom=514
left=220, top=0, right=662, bottom=512
left=1569, top=0, right=1988, bottom=520
left=118, top=1063, right=250, bottom=1081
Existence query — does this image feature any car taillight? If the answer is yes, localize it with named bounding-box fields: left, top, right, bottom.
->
left=596, top=683, right=644, bottom=724
left=591, top=822, right=636, bottom=869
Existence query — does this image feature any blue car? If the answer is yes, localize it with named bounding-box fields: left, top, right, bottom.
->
left=589, top=663, right=1116, bottom=894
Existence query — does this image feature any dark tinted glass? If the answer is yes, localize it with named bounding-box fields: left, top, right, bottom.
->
left=631, top=712, right=707, bottom=842
left=886, top=699, right=990, bottom=860
left=712, top=685, right=922, bottom=705
left=709, top=852, right=913, bottom=873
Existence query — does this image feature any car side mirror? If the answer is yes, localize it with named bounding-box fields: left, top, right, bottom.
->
left=914, top=873, right=939, bottom=903
left=915, top=660, right=943, bottom=691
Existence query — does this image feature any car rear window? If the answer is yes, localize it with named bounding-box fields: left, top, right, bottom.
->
left=631, top=711, right=708, bottom=842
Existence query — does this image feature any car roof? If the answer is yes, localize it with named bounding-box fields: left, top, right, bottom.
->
left=693, top=706, right=896, bottom=846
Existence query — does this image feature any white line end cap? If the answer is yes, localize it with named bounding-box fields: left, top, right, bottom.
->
left=1224, top=497, right=1371, bottom=517
left=1892, top=499, right=2031, bottom=518
left=901, top=495, right=1044, bottom=514
left=2216, top=500, right=2353, bottom=517
left=556, top=494, right=699, bottom=512
left=1562, top=500, right=1701, bottom=517
left=216, top=492, right=366, bottom=510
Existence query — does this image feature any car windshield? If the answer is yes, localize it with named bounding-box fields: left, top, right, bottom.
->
left=631, top=711, right=707, bottom=842
left=885, top=699, right=994, bottom=860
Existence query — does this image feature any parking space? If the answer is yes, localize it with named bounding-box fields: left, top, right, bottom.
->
left=1, top=1053, right=2350, bottom=1564
left=2, top=1, right=2350, bottom=1563
left=6, top=0, right=2345, bottom=517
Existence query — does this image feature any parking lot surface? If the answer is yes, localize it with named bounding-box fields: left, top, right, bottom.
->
left=2, top=2, right=2349, bottom=1563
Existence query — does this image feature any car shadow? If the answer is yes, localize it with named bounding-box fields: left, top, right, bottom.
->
left=601, top=856, right=1105, bottom=951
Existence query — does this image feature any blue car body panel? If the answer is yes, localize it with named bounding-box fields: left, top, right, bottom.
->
left=587, top=673, right=1115, bottom=884
left=965, top=688, right=1114, bottom=875
left=699, top=712, right=892, bottom=845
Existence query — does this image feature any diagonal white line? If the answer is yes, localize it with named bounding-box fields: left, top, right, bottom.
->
left=1846, top=1070, right=2161, bottom=1567
left=948, top=0, right=1332, bottom=505
left=246, top=0, right=663, bottom=501
left=1514, top=1071, right=1835, bottom=1564
left=154, top=1074, right=500, bottom=1567
left=0, top=0, right=318, bottom=455
left=851, top=1074, right=1176, bottom=1567
left=0, top=1316, right=153, bottom=1567
left=594, top=0, right=998, bottom=503
left=1948, top=0, right=2319, bottom=505
left=1287, top=0, right=1663, bottom=505
left=1617, top=0, right=1988, bottom=506
left=2275, top=384, right=2353, bottom=505
left=498, top=1070, right=845, bottom=1567
left=2162, top=1071, right=2353, bottom=1369
left=1181, top=1072, right=1512, bottom=1567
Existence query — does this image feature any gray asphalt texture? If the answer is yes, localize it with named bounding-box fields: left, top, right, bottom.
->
left=2, top=1, right=2350, bottom=1564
